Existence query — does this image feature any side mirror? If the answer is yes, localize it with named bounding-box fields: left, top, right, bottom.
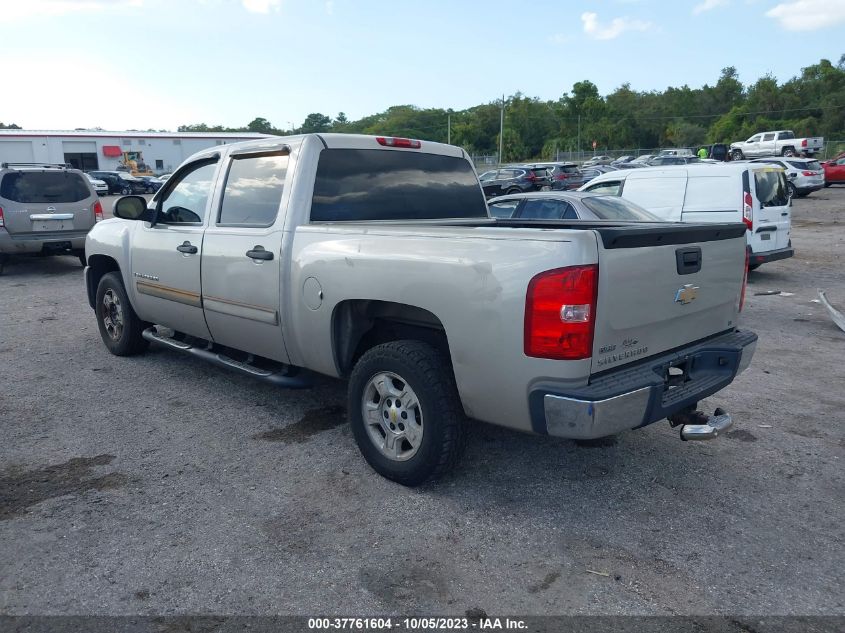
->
left=113, top=195, right=152, bottom=221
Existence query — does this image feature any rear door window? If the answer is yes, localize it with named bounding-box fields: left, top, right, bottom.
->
left=580, top=196, right=660, bottom=221
left=310, top=149, right=488, bottom=221
left=788, top=160, right=820, bottom=171
left=518, top=199, right=576, bottom=220
left=754, top=170, right=789, bottom=208
left=218, top=153, right=288, bottom=227
left=0, top=171, right=90, bottom=203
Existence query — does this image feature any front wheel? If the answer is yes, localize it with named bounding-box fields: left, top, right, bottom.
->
left=506, top=188, right=521, bottom=195
left=731, top=149, right=744, bottom=161
left=95, top=272, right=149, bottom=356
left=120, top=186, right=131, bottom=195
left=348, top=340, right=466, bottom=486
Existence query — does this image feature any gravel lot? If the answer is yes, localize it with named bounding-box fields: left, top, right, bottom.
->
left=0, top=189, right=843, bottom=617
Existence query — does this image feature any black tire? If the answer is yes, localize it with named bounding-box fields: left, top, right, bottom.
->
left=748, top=263, right=761, bottom=271
left=781, top=147, right=796, bottom=157
left=825, top=182, right=831, bottom=188
left=731, top=149, right=744, bottom=161
left=120, top=186, right=131, bottom=195
left=348, top=340, right=466, bottom=486
left=77, top=252, right=87, bottom=266
left=787, top=182, right=797, bottom=198
left=506, top=188, right=521, bottom=195
left=95, top=272, right=149, bottom=356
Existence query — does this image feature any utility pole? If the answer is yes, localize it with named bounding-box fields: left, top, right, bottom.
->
left=498, top=94, right=505, bottom=166
left=447, top=114, right=451, bottom=145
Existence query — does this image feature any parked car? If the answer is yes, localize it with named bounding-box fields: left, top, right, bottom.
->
left=647, top=156, right=703, bottom=166
left=579, top=165, right=617, bottom=184
left=582, top=155, right=613, bottom=167
left=611, top=155, right=635, bottom=165
left=822, top=155, right=845, bottom=186
left=83, top=134, right=756, bottom=485
left=477, top=166, right=551, bottom=198
left=629, top=155, right=655, bottom=165
left=158, top=173, right=172, bottom=182
left=0, top=162, right=103, bottom=274
left=137, top=176, right=165, bottom=193
left=750, top=157, right=825, bottom=197
left=487, top=191, right=661, bottom=222
left=730, top=130, right=824, bottom=160
left=88, top=170, right=148, bottom=195
left=86, top=174, right=109, bottom=196
left=521, top=162, right=583, bottom=190
left=580, top=162, right=793, bottom=269
left=657, top=148, right=694, bottom=157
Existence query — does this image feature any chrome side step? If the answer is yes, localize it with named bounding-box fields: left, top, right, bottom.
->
left=141, top=327, right=313, bottom=389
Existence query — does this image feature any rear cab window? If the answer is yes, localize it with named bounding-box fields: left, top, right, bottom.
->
left=0, top=171, right=91, bottom=203
left=487, top=199, right=520, bottom=218
left=310, top=149, right=488, bottom=221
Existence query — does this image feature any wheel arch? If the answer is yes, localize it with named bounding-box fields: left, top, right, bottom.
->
left=332, top=299, right=451, bottom=378
left=86, top=254, right=121, bottom=309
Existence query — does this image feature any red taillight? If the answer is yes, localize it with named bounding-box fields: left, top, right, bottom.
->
left=93, top=199, right=104, bottom=222
left=742, top=192, right=753, bottom=231
left=525, top=265, right=598, bottom=360
left=555, top=173, right=568, bottom=180
left=0, top=206, right=4, bottom=228
left=801, top=139, right=807, bottom=147
left=802, top=170, right=815, bottom=176
left=376, top=136, right=421, bottom=149
left=739, top=248, right=749, bottom=312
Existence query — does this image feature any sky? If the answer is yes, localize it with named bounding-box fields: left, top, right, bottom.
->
left=0, top=0, right=843, bottom=131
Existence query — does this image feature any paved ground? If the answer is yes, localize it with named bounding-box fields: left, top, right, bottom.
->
left=0, top=189, right=843, bottom=616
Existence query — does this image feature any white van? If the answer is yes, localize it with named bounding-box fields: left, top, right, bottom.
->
left=579, top=163, right=793, bottom=269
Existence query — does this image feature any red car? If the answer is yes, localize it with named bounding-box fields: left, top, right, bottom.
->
left=822, top=155, right=845, bottom=186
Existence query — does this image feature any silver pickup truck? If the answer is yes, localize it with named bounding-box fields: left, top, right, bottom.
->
left=84, top=134, right=757, bottom=485
left=730, top=130, right=824, bottom=160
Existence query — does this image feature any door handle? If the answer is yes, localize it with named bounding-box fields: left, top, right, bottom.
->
left=246, top=246, right=274, bottom=261
left=176, top=241, right=198, bottom=254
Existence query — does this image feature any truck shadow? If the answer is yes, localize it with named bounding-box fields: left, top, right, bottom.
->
left=0, top=253, right=85, bottom=279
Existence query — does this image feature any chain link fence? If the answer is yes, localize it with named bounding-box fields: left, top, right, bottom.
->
left=471, top=140, right=844, bottom=170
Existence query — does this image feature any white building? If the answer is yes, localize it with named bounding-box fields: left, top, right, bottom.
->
left=0, top=129, right=271, bottom=174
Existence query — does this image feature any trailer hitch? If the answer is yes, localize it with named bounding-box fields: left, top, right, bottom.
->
left=668, top=406, right=733, bottom=441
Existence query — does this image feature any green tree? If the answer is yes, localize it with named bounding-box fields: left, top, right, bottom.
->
left=300, top=113, right=332, bottom=133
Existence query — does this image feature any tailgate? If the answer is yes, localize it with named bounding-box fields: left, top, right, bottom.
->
left=591, top=223, right=746, bottom=373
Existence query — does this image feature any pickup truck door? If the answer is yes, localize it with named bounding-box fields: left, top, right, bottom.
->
left=760, top=133, right=777, bottom=155
left=744, top=135, right=762, bottom=157
left=200, top=149, right=290, bottom=362
left=129, top=158, right=218, bottom=339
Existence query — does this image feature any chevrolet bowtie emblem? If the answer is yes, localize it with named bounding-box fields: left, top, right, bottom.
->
left=675, top=284, right=699, bottom=305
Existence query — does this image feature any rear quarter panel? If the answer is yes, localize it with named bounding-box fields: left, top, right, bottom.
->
left=286, top=225, right=600, bottom=432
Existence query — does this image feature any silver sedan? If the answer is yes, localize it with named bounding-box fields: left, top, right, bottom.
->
left=486, top=191, right=661, bottom=221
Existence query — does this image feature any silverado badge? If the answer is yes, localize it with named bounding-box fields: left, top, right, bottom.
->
left=675, top=284, right=699, bottom=305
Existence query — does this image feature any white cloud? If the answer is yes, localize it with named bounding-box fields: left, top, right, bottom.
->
left=765, top=0, right=845, bottom=30
left=581, top=12, right=652, bottom=40
left=241, top=0, right=281, bottom=13
left=693, top=0, right=729, bottom=15
left=0, top=0, right=143, bottom=21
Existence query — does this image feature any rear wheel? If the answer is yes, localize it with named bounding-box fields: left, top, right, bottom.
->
left=348, top=340, right=466, bottom=486
left=76, top=250, right=86, bottom=267
left=506, top=188, right=521, bottom=195
left=787, top=182, right=797, bottom=198
left=95, top=272, right=149, bottom=356
left=781, top=147, right=796, bottom=157
left=120, top=185, right=131, bottom=195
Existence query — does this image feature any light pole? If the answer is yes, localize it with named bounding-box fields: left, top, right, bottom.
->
left=498, top=94, right=504, bottom=166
